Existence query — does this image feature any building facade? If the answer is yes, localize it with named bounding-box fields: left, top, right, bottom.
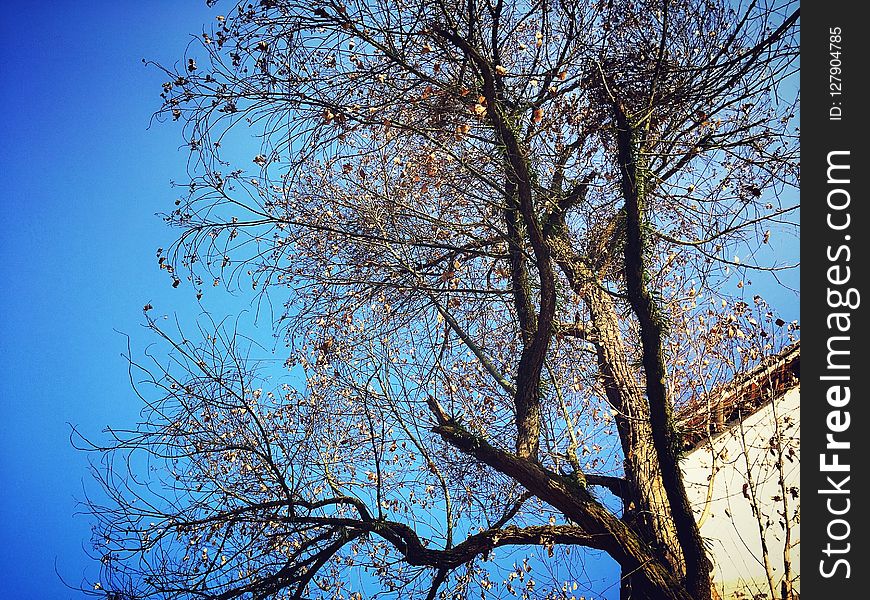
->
left=679, top=345, right=800, bottom=599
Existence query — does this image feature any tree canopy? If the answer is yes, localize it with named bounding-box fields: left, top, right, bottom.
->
left=82, top=1, right=799, bottom=599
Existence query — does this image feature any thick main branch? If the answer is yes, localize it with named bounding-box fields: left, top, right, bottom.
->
left=614, top=106, right=711, bottom=600
left=432, top=421, right=695, bottom=600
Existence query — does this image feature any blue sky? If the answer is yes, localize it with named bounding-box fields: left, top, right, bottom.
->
left=0, top=3, right=230, bottom=598
left=0, top=3, right=799, bottom=599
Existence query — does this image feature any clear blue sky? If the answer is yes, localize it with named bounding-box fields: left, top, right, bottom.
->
left=0, top=3, right=229, bottom=598
left=0, top=3, right=799, bottom=599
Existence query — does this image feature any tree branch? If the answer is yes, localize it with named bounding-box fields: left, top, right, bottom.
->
left=614, top=100, right=711, bottom=599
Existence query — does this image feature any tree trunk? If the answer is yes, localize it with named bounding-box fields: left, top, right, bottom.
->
left=547, top=236, right=687, bottom=592
left=614, top=109, right=712, bottom=600
left=584, top=284, right=686, bottom=592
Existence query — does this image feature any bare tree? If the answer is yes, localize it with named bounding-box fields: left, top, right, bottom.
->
left=81, top=1, right=799, bottom=599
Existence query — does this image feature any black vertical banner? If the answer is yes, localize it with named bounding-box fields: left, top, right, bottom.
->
left=802, top=3, right=868, bottom=597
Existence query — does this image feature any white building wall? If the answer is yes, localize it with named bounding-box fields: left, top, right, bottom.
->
left=681, top=386, right=800, bottom=599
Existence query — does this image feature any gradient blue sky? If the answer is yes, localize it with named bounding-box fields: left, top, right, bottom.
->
left=0, top=3, right=799, bottom=599
left=0, top=3, right=234, bottom=598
